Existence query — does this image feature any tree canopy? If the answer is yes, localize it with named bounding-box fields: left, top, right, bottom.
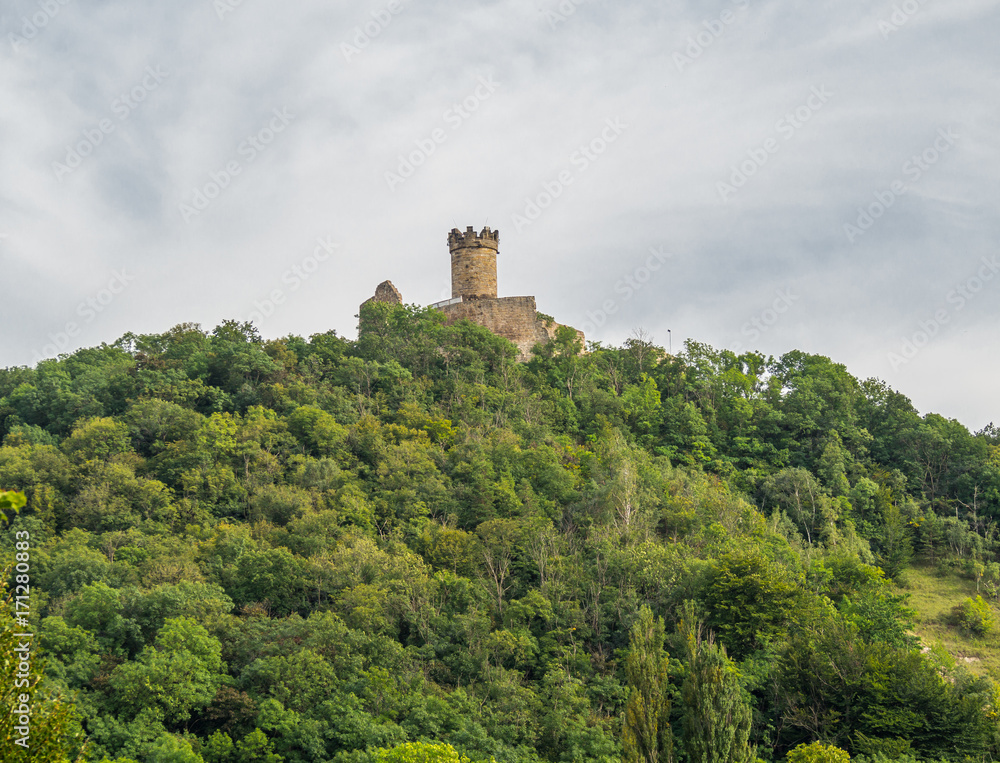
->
left=1, top=307, right=999, bottom=762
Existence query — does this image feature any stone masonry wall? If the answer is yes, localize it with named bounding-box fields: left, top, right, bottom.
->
left=450, top=247, right=498, bottom=300
left=449, top=226, right=499, bottom=300
left=361, top=280, right=402, bottom=308
left=439, top=296, right=550, bottom=360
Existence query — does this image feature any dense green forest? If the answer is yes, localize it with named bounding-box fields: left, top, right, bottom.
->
left=2, top=301, right=1000, bottom=763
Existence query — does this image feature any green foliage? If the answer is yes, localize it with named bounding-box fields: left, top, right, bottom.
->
left=235, top=728, right=283, bottom=762
left=836, top=582, right=917, bottom=650
left=108, top=617, right=225, bottom=725
left=623, top=606, right=673, bottom=763
left=1, top=321, right=999, bottom=763
left=0, top=488, right=26, bottom=522
left=63, top=581, right=142, bottom=656
left=785, top=742, right=850, bottom=763
left=147, top=733, right=205, bottom=763
left=702, top=550, right=805, bottom=659
left=202, top=731, right=236, bottom=763
left=876, top=504, right=913, bottom=580
left=773, top=616, right=994, bottom=759
left=953, top=595, right=995, bottom=637
left=371, top=741, right=479, bottom=762
left=678, top=604, right=753, bottom=763
left=61, top=417, right=132, bottom=464
left=0, top=489, right=27, bottom=510
left=1, top=573, right=87, bottom=761
left=761, top=467, right=835, bottom=545
left=40, top=616, right=101, bottom=688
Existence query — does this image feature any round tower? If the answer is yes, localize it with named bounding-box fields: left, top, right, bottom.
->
left=448, top=226, right=499, bottom=300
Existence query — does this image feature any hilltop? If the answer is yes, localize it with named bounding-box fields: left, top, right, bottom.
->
left=1, top=302, right=999, bottom=763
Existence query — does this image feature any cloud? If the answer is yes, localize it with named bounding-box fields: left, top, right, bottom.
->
left=1, top=0, right=998, bottom=429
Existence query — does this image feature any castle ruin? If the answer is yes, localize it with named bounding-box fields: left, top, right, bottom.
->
left=362, top=226, right=583, bottom=360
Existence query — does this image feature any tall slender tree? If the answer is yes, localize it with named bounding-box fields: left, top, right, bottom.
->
left=623, top=606, right=673, bottom=763
left=679, top=602, right=754, bottom=763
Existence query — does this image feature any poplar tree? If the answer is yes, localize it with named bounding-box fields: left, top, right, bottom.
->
left=679, top=603, right=754, bottom=763
left=623, top=606, right=673, bottom=763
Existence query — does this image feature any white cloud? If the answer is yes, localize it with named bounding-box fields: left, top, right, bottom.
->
left=1, top=0, right=998, bottom=428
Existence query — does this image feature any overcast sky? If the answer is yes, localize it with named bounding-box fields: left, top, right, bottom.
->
left=1, top=0, right=998, bottom=431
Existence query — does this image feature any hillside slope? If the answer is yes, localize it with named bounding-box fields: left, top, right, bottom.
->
left=1, top=304, right=998, bottom=763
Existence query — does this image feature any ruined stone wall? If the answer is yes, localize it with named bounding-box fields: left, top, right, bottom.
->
left=437, top=296, right=585, bottom=360
left=537, top=315, right=586, bottom=350
left=361, top=280, right=402, bottom=309
left=439, top=296, right=550, bottom=360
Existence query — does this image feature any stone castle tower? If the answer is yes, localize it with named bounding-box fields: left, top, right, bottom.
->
left=362, top=225, right=583, bottom=361
left=449, top=226, right=499, bottom=300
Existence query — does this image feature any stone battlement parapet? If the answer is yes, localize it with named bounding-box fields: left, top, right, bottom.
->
left=448, top=226, right=500, bottom=251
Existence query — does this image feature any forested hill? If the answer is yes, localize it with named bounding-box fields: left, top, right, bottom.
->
left=2, top=301, right=1000, bottom=763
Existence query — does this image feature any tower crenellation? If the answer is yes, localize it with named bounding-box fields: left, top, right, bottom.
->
left=448, top=225, right=500, bottom=250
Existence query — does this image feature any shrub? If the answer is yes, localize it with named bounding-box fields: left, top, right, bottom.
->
left=786, top=742, right=850, bottom=763
left=953, top=595, right=995, bottom=637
